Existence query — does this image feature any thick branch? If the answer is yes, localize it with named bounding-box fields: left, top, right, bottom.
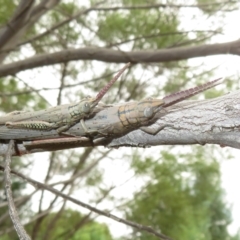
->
left=0, top=90, right=239, bottom=155
left=108, top=91, right=240, bottom=148
left=0, top=39, right=240, bottom=77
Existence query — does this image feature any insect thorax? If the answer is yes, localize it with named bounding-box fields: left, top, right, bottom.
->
left=68, top=101, right=91, bottom=120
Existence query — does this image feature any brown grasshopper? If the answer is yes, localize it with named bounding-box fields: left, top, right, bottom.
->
left=86, top=77, right=223, bottom=137
left=9, top=77, right=223, bottom=153
left=0, top=78, right=223, bottom=153
left=1, top=63, right=131, bottom=134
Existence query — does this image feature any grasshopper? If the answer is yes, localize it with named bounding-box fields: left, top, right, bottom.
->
left=0, top=77, right=223, bottom=153
left=90, top=77, right=223, bottom=137
left=8, top=77, right=223, bottom=152
left=1, top=62, right=131, bottom=134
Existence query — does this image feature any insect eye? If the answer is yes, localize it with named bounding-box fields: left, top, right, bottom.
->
left=144, top=107, right=153, bottom=118
left=82, top=102, right=90, bottom=113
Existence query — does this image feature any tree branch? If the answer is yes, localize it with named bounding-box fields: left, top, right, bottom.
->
left=0, top=165, right=172, bottom=240
left=81, top=1, right=238, bottom=11
left=17, top=0, right=106, bottom=47
left=3, top=139, right=31, bottom=240
left=0, top=89, right=239, bottom=155
left=0, top=39, right=240, bottom=77
left=108, top=91, right=240, bottom=148
left=0, top=0, right=60, bottom=63
left=0, top=0, right=34, bottom=49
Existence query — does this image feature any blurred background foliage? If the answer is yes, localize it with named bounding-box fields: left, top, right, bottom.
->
left=0, top=0, right=239, bottom=239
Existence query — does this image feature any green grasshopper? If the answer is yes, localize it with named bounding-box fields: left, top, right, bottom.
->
left=1, top=63, right=131, bottom=134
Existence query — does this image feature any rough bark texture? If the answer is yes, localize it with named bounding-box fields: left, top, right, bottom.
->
left=0, top=89, right=239, bottom=155
left=108, top=91, right=240, bottom=148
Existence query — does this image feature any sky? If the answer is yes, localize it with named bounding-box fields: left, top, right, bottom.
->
left=18, top=1, right=240, bottom=238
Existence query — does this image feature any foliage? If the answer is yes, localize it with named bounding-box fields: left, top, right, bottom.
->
left=0, top=0, right=16, bottom=25
left=127, top=146, right=239, bottom=239
left=0, top=0, right=239, bottom=240
left=0, top=78, right=47, bottom=112
left=2, top=209, right=112, bottom=240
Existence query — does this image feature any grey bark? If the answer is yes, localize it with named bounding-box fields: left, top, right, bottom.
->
left=108, top=91, right=240, bottom=148
left=0, top=90, right=239, bottom=155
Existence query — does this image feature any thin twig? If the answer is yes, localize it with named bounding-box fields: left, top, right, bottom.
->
left=0, top=1, right=106, bottom=54
left=3, top=140, right=31, bottom=240
left=57, top=63, right=68, bottom=105
left=81, top=1, right=238, bottom=12
left=0, top=165, right=172, bottom=240
left=106, top=30, right=222, bottom=48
